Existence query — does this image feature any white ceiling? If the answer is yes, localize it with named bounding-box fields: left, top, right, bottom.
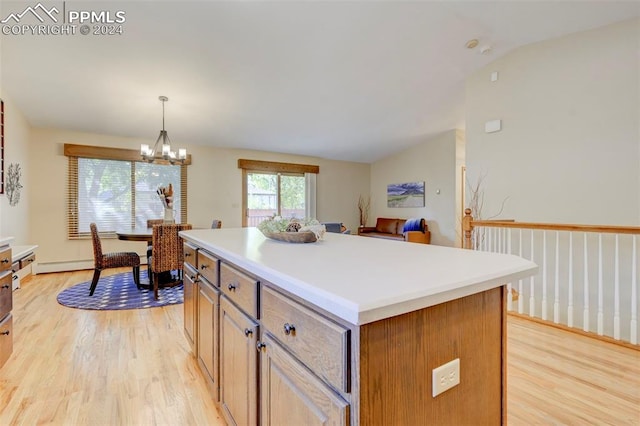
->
left=1, top=1, right=638, bottom=163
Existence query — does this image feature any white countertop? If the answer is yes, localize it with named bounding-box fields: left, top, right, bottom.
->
left=181, top=228, right=538, bottom=325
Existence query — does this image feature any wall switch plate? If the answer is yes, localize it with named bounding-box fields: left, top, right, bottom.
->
left=491, top=71, right=499, bottom=82
left=485, top=119, right=502, bottom=133
left=432, top=358, right=460, bottom=397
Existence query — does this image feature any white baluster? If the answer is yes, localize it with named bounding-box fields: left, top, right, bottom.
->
left=631, top=235, right=637, bottom=345
left=554, top=231, right=560, bottom=323
left=598, top=233, right=603, bottom=336
left=542, top=231, right=548, bottom=321
left=507, top=282, right=513, bottom=312
left=506, top=228, right=513, bottom=311
left=614, top=234, right=620, bottom=340
left=583, top=233, right=589, bottom=332
left=518, top=229, right=524, bottom=314
left=568, top=232, right=574, bottom=328
left=498, top=228, right=502, bottom=253
left=529, top=229, right=535, bottom=317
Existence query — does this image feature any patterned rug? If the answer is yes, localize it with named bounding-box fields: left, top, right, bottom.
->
left=57, top=270, right=183, bottom=310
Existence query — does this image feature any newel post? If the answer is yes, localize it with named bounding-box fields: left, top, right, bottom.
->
left=463, top=208, right=473, bottom=250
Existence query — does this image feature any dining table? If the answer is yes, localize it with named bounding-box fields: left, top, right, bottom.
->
left=116, top=227, right=154, bottom=242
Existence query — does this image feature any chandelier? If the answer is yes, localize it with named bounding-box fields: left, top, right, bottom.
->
left=140, top=96, right=186, bottom=164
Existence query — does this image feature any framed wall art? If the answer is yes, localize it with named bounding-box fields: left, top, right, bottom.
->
left=387, top=181, right=425, bottom=207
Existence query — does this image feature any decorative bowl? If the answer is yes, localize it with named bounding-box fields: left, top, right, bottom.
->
left=261, top=231, right=317, bottom=243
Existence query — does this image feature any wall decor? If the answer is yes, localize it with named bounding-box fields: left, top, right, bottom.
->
left=6, top=163, right=23, bottom=206
left=387, top=181, right=425, bottom=208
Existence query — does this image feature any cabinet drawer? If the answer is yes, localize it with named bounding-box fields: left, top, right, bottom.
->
left=0, top=248, right=11, bottom=273
left=198, top=250, right=219, bottom=286
left=261, top=286, right=349, bottom=392
left=19, top=253, right=36, bottom=269
left=0, top=273, right=12, bottom=320
left=220, top=263, right=258, bottom=318
left=0, top=313, right=12, bottom=369
left=183, top=243, right=197, bottom=270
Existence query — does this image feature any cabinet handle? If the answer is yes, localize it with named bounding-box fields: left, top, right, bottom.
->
left=0, top=330, right=9, bottom=336
left=244, top=328, right=253, bottom=337
left=185, top=252, right=191, bottom=257
left=1, top=284, right=9, bottom=289
left=12, top=275, right=18, bottom=280
left=256, top=341, right=266, bottom=352
left=1, top=259, right=8, bottom=264
left=200, top=264, right=208, bottom=270
left=227, top=283, right=237, bottom=292
left=189, top=275, right=198, bottom=282
left=283, top=323, right=296, bottom=335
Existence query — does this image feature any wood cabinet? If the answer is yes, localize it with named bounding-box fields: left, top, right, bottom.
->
left=0, top=244, right=11, bottom=369
left=260, top=332, right=349, bottom=426
left=220, top=296, right=258, bottom=426
left=183, top=233, right=510, bottom=426
left=183, top=264, right=198, bottom=352
left=198, top=275, right=220, bottom=400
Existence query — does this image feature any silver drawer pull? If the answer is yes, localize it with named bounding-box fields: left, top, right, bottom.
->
left=1, top=259, right=8, bottom=264
left=1, top=284, right=9, bottom=289
left=0, top=330, right=9, bottom=336
left=227, top=283, right=237, bottom=292
left=244, top=328, right=253, bottom=337
left=200, top=264, right=208, bottom=270
left=283, top=323, right=296, bottom=335
left=256, top=341, right=266, bottom=352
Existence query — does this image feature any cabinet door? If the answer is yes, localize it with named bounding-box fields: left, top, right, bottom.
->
left=183, top=265, right=197, bottom=353
left=220, top=296, right=258, bottom=426
left=198, top=277, right=220, bottom=400
left=260, top=333, right=350, bottom=426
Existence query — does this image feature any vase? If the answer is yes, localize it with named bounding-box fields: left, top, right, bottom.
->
left=163, top=207, right=175, bottom=224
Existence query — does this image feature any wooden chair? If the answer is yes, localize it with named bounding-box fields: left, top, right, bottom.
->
left=89, top=223, right=141, bottom=296
left=211, top=220, right=222, bottom=229
left=149, top=223, right=192, bottom=299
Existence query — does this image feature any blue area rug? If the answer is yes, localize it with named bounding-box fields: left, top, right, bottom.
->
left=57, top=270, right=183, bottom=310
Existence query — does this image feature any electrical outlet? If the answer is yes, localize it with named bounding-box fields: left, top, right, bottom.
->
left=432, top=358, right=460, bottom=397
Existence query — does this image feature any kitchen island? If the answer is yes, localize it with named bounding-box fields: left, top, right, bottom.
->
left=180, top=227, right=537, bottom=425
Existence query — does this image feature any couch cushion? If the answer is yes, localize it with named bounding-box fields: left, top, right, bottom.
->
left=361, top=232, right=404, bottom=241
left=376, top=218, right=398, bottom=234
left=396, top=219, right=407, bottom=235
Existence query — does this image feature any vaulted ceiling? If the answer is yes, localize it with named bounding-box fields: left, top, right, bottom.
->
left=1, top=1, right=638, bottom=162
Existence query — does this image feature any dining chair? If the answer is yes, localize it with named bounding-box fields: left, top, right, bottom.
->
left=89, top=223, right=141, bottom=296
left=146, top=219, right=164, bottom=261
left=149, top=223, right=192, bottom=299
left=211, top=219, right=222, bottom=229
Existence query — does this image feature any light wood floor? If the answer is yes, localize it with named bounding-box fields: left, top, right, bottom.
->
left=1, top=270, right=638, bottom=425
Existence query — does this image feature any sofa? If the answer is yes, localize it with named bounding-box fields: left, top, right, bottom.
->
left=358, top=217, right=431, bottom=244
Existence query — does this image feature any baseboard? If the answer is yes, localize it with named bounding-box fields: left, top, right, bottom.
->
left=33, top=260, right=94, bottom=274
left=33, top=257, right=150, bottom=274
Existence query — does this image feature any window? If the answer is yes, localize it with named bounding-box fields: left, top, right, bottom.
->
left=66, top=144, right=188, bottom=238
left=238, top=159, right=318, bottom=227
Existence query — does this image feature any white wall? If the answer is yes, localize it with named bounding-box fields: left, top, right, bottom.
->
left=465, top=18, right=639, bottom=226
left=28, top=128, right=370, bottom=271
left=0, top=93, right=31, bottom=244
left=370, top=129, right=463, bottom=246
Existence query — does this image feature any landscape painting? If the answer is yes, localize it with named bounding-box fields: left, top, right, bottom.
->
left=387, top=181, right=425, bottom=207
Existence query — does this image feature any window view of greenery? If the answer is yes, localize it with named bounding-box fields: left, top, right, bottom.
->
left=77, top=158, right=181, bottom=233
left=247, top=172, right=305, bottom=226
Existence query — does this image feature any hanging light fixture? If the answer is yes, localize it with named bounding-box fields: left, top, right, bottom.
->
left=140, top=96, right=187, bottom=164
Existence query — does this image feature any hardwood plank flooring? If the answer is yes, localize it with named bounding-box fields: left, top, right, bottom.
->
left=0, top=269, right=224, bottom=425
left=1, top=270, right=638, bottom=425
left=507, top=315, right=639, bottom=425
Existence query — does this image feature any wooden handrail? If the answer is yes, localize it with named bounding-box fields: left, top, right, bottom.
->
left=463, top=208, right=640, bottom=249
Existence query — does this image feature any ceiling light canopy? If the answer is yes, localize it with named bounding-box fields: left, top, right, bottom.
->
left=141, top=96, right=187, bottom=164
